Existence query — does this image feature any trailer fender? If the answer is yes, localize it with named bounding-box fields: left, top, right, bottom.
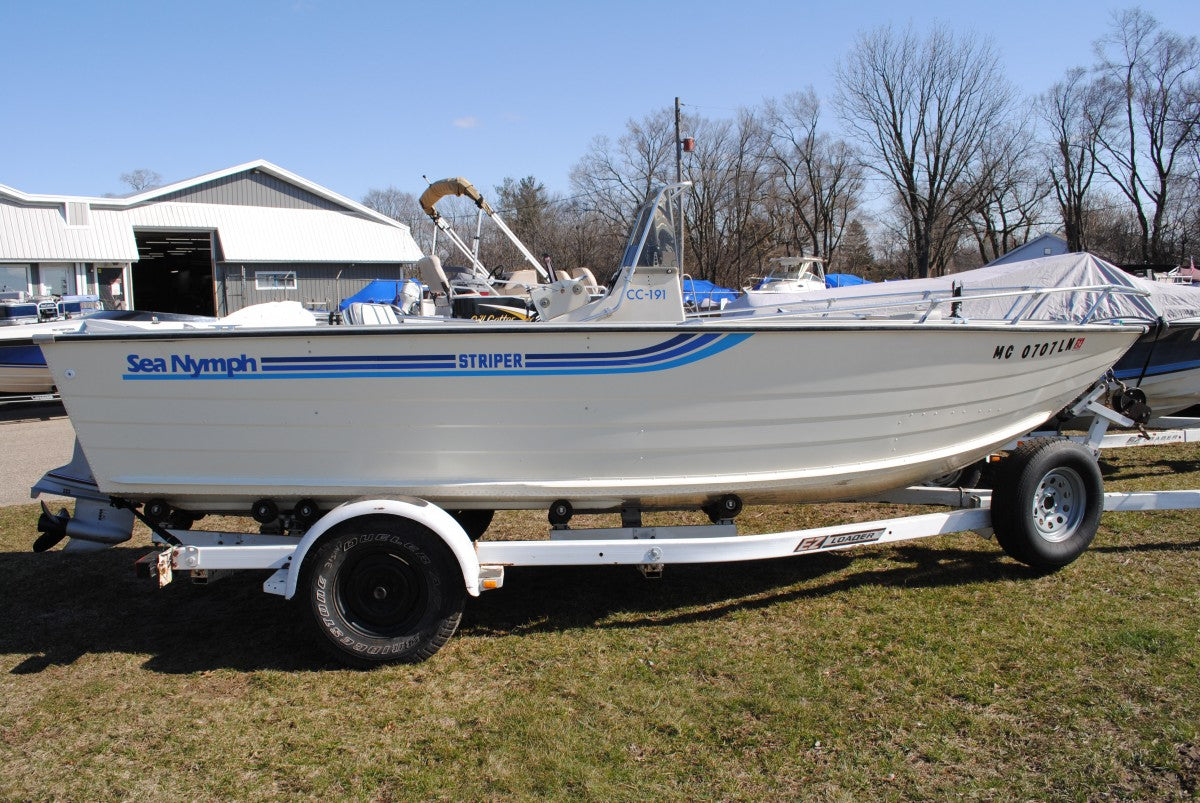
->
left=282, top=498, right=481, bottom=600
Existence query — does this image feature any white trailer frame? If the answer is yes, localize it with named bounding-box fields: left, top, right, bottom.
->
left=141, top=500, right=996, bottom=596
left=134, top=486, right=1200, bottom=599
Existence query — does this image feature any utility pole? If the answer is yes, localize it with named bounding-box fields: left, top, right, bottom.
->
left=674, top=96, right=683, bottom=186
left=674, top=96, right=684, bottom=274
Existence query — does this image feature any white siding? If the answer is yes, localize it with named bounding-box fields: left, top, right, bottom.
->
left=1, top=200, right=422, bottom=265
left=0, top=201, right=138, bottom=261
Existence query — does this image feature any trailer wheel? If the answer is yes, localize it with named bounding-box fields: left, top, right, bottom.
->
left=302, top=516, right=464, bottom=667
left=924, top=461, right=985, bottom=489
left=990, top=438, right=1103, bottom=569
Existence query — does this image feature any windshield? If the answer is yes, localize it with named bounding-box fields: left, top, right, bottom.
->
left=776, top=266, right=818, bottom=283
left=619, top=185, right=686, bottom=269
left=765, top=259, right=824, bottom=284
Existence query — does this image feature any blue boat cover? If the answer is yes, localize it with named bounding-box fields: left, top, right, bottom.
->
left=338, top=279, right=423, bottom=312
left=825, top=273, right=871, bottom=288
left=683, top=278, right=738, bottom=308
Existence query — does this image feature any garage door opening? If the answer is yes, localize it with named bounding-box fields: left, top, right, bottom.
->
left=132, top=231, right=216, bottom=316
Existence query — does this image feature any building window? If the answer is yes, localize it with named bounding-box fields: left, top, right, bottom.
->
left=0, top=265, right=32, bottom=296
left=255, top=270, right=297, bottom=291
left=38, top=264, right=75, bottom=296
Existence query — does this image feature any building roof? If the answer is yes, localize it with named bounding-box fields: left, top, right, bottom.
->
left=985, top=233, right=1070, bottom=267
left=0, top=204, right=137, bottom=262
left=0, top=160, right=422, bottom=264
left=126, top=202, right=424, bottom=263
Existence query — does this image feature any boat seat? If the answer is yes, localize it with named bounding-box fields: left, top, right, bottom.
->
left=417, top=255, right=451, bottom=296
left=497, top=268, right=540, bottom=295
left=344, top=302, right=401, bottom=326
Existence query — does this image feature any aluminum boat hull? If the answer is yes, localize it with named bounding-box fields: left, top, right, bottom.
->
left=0, top=343, right=54, bottom=393
left=1114, top=321, right=1200, bottom=416
left=40, top=320, right=1139, bottom=513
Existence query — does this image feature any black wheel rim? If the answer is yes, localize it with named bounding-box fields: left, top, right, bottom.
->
left=335, top=546, right=427, bottom=638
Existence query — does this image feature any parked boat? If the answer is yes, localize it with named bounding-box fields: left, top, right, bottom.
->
left=721, top=256, right=827, bottom=312
left=731, top=253, right=1200, bottom=419
left=416, top=177, right=554, bottom=320
left=32, top=185, right=1144, bottom=520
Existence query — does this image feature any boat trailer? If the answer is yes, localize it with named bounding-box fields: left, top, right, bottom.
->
left=29, top=415, right=1200, bottom=668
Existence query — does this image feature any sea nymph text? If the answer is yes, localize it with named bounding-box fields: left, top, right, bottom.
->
left=126, top=354, right=259, bottom=378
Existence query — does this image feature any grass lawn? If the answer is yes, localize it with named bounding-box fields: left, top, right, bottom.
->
left=1, top=443, right=1197, bottom=799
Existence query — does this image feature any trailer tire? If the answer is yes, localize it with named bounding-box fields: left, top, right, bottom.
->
left=924, top=461, right=985, bottom=489
left=990, top=438, right=1103, bottom=570
left=302, top=516, right=464, bottom=667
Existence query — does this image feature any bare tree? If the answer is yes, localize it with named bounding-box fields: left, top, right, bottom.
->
left=682, top=110, right=775, bottom=287
left=836, top=25, right=1017, bottom=277
left=362, top=186, right=421, bottom=221
left=569, top=107, right=676, bottom=235
left=1091, top=8, right=1200, bottom=263
left=968, top=120, right=1052, bottom=263
left=121, top=168, right=162, bottom=192
left=362, top=186, right=432, bottom=253
left=763, top=90, right=865, bottom=262
left=553, top=198, right=627, bottom=276
left=1041, top=68, right=1105, bottom=252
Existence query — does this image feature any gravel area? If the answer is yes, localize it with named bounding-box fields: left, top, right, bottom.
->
left=0, top=401, right=76, bottom=507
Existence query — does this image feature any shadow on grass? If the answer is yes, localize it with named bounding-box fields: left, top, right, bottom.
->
left=0, top=537, right=1048, bottom=674
left=458, top=543, right=1045, bottom=638
left=0, top=545, right=335, bottom=675
left=1091, top=540, right=1200, bottom=554
left=1100, top=457, right=1200, bottom=482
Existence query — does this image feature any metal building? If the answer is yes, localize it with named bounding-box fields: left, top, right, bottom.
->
left=0, top=160, right=422, bottom=316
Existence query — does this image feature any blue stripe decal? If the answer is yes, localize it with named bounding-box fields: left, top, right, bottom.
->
left=526, top=333, right=722, bottom=368
left=262, top=361, right=456, bottom=372
left=524, top=333, right=695, bottom=361
left=1115, top=359, right=1200, bottom=379
left=122, top=333, right=752, bottom=380
left=262, top=353, right=457, bottom=365
left=0, top=344, right=47, bottom=367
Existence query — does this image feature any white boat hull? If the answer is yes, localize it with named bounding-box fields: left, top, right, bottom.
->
left=41, top=321, right=1139, bottom=513
left=0, top=364, right=54, bottom=394
left=1126, top=366, right=1200, bottom=416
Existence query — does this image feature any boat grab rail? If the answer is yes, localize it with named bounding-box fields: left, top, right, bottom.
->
left=734, top=283, right=1154, bottom=326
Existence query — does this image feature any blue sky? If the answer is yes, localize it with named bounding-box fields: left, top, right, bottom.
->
left=2, top=0, right=1197, bottom=203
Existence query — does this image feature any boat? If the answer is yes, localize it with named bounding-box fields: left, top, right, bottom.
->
left=416, top=177, right=561, bottom=320
left=720, top=255, right=827, bottom=311
left=1, top=294, right=61, bottom=327
left=681, top=277, right=738, bottom=311
left=1, top=302, right=317, bottom=396
left=0, top=292, right=101, bottom=327
left=33, top=184, right=1144, bottom=519
left=338, top=278, right=429, bottom=321
left=728, top=252, right=1200, bottom=419
left=0, top=294, right=105, bottom=395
